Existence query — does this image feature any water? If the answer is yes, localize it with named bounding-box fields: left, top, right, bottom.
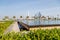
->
left=19, top=19, right=60, bottom=26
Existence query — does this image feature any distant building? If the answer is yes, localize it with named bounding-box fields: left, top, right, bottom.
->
left=34, top=12, right=41, bottom=19
left=41, top=16, right=46, bottom=20
left=0, top=19, right=3, bottom=21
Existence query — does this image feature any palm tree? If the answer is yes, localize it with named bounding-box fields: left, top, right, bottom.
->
left=13, top=16, right=16, bottom=20
left=26, top=16, right=29, bottom=19
left=54, top=18, right=56, bottom=20
left=20, top=16, right=22, bottom=19
left=47, top=16, right=51, bottom=20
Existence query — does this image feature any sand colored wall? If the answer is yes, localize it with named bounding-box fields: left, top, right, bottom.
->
left=30, top=26, right=60, bottom=30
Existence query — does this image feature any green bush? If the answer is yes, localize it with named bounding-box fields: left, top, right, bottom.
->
left=1, top=28, right=60, bottom=40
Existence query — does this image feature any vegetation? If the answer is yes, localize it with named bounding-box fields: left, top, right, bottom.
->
left=0, top=20, right=13, bottom=34
left=0, top=28, right=60, bottom=40
left=13, top=16, right=16, bottom=19
left=20, top=16, right=23, bottom=18
left=4, top=16, right=9, bottom=19
left=3, top=16, right=9, bottom=20
left=26, top=16, right=29, bottom=19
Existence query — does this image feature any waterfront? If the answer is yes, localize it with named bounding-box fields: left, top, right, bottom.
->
left=20, top=19, right=60, bottom=26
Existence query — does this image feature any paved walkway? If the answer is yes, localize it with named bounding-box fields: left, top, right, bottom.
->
left=4, top=22, right=20, bottom=34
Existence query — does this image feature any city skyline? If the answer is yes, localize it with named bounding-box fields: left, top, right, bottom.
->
left=0, top=0, right=60, bottom=18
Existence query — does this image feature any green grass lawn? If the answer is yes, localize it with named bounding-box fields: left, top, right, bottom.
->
left=0, top=20, right=14, bottom=34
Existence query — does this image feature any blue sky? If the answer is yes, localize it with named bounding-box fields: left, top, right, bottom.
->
left=0, top=0, right=60, bottom=18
